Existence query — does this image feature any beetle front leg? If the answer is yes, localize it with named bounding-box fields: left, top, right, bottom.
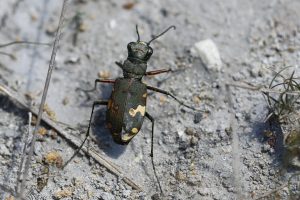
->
left=147, top=85, right=196, bottom=111
left=115, top=61, right=123, bottom=69
left=85, top=79, right=115, bottom=92
left=63, top=100, right=108, bottom=168
left=145, top=68, right=171, bottom=76
left=146, top=112, right=163, bottom=195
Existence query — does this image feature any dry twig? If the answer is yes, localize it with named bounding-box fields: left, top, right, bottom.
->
left=0, top=41, right=50, bottom=48
left=253, top=182, right=288, bottom=200
left=225, top=84, right=243, bottom=199
left=17, top=1, right=69, bottom=198
left=15, top=112, right=32, bottom=194
left=0, top=40, right=50, bottom=59
left=254, top=173, right=300, bottom=200
left=227, top=82, right=300, bottom=96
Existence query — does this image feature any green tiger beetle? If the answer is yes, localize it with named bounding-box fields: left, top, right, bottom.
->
left=65, top=25, right=198, bottom=195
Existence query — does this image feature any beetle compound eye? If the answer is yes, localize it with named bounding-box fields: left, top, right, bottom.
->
left=147, top=47, right=153, bottom=55
left=127, top=42, right=135, bottom=50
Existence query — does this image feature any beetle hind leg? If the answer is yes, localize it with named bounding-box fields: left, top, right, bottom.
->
left=147, top=85, right=199, bottom=111
left=146, top=112, right=163, bottom=195
left=63, top=100, right=108, bottom=168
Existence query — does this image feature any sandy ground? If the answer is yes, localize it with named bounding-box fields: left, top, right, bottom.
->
left=0, top=0, right=300, bottom=199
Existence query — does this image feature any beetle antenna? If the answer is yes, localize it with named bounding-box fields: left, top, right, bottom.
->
left=147, top=25, right=176, bottom=45
left=136, top=24, right=140, bottom=42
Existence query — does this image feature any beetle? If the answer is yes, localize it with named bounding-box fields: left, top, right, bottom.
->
left=66, top=25, right=198, bottom=195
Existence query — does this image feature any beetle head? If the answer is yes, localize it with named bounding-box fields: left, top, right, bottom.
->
left=127, top=41, right=153, bottom=62
left=123, top=25, right=176, bottom=79
left=127, top=25, right=176, bottom=63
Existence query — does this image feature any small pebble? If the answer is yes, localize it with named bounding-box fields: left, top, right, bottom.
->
left=100, top=192, right=114, bottom=200
left=235, top=112, right=243, bottom=119
left=198, top=188, right=209, bottom=196
left=122, top=190, right=131, bottom=198
left=190, top=136, right=199, bottom=146
left=191, top=39, right=222, bottom=72
left=269, top=169, right=275, bottom=176
left=65, top=55, right=80, bottom=64
left=151, top=193, right=161, bottom=200
left=261, top=144, right=271, bottom=153
left=185, top=127, right=196, bottom=136
left=194, top=112, right=203, bottom=124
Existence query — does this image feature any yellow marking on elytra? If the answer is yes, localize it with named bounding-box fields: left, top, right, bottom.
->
left=122, top=132, right=136, bottom=141
left=132, top=128, right=138, bottom=134
left=129, top=108, right=134, bottom=116
left=128, top=105, right=145, bottom=117
left=142, top=93, right=147, bottom=98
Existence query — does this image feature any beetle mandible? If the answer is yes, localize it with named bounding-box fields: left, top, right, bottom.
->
left=65, top=25, right=197, bottom=194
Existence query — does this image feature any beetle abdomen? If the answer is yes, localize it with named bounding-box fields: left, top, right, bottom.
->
left=106, top=78, right=147, bottom=144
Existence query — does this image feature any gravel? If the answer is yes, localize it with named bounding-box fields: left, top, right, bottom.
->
left=0, top=0, right=300, bottom=199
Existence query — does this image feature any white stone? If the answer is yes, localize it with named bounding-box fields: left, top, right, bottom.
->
left=109, top=19, right=117, bottom=29
left=191, top=39, right=222, bottom=71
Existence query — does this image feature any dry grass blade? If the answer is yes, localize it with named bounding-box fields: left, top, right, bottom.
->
left=16, top=0, right=69, bottom=199
left=253, top=182, right=288, bottom=200
left=0, top=51, right=16, bottom=59
left=228, top=67, right=300, bottom=123
left=225, top=84, right=243, bottom=199
left=227, top=82, right=300, bottom=95
left=0, top=41, right=50, bottom=48
left=0, top=84, right=143, bottom=192
left=0, top=41, right=50, bottom=59
left=254, top=173, right=300, bottom=200
left=15, top=112, right=32, bottom=194
left=263, top=67, right=300, bottom=123
left=227, top=67, right=300, bottom=199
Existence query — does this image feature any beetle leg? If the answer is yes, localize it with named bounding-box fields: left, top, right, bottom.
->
left=145, top=112, right=155, bottom=158
left=145, top=68, right=172, bottom=76
left=147, top=85, right=197, bottom=111
left=63, top=100, right=108, bottom=168
left=85, top=79, right=115, bottom=92
left=146, top=112, right=163, bottom=195
left=115, top=61, right=123, bottom=69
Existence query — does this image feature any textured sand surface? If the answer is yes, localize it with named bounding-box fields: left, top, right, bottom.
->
left=0, top=0, right=299, bottom=199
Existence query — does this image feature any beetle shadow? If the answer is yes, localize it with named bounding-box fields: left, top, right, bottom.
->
left=247, top=114, right=286, bottom=170
left=78, top=81, right=128, bottom=158
left=90, top=106, right=127, bottom=159
left=76, top=79, right=115, bottom=106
